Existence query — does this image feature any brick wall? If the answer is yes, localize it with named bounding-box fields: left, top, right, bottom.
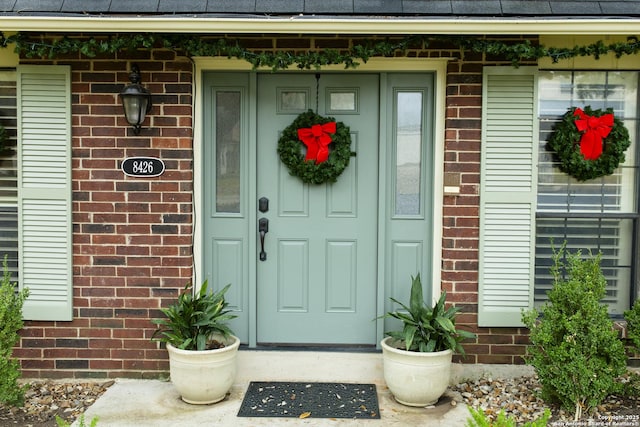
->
left=441, top=42, right=537, bottom=365
left=13, top=35, right=535, bottom=378
left=16, top=45, right=194, bottom=378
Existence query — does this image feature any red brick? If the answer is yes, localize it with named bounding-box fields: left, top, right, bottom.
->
left=113, top=329, right=145, bottom=339
left=44, top=328, right=79, bottom=338
left=478, top=334, right=514, bottom=345
left=89, top=339, right=123, bottom=349
left=477, top=355, right=515, bottom=364
left=21, top=359, right=55, bottom=369
left=90, top=318, right=124, bottom=329
left=90, top=359, right=124, bottom=370
left=20, top=328, right=44, bottom=338
left=43, top=348, right=79, bottom=358
left=111, top=349, right=145, bottom=359
left=491, top=345, right=527, bottom=355
left=116, top=288, right=150, bottom=298
left=80, top=328, right=111, bottom=338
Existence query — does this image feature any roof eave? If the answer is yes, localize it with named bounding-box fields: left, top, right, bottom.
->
left=1, top=16, right=639, bottom=35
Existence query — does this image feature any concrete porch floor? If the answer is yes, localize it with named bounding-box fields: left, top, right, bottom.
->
left=80, top=350, right=534, bottom=426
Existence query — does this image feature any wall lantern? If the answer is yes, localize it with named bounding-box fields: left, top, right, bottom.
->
left=119, top=64, right=152, bottom=135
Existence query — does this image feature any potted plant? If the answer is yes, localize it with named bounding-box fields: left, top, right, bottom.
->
left=380, top=274, right=476, bottom=407
left=152, top=280, right=239, bottom=404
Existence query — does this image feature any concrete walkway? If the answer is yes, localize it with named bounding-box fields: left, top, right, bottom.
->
left=81, top=379, right=469, bottom=426
left=79, top=351, right=532, bottom=426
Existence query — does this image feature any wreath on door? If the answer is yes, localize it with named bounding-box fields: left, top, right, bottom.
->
left=277, top=110, right=354, bottom=184
left=547, top=106, right=631, bottom=181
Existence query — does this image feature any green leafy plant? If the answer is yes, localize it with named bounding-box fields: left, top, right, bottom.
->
left=466, top=407, right=551, bottom=427
left=624, top=299, right=640, bottom=351
left=151, top=280, right=236, bottom=351
left=522, top=243, right=627, bottom=420
left=0, top=255, right=29, bottom=406
left=382, top=274, right=476, bottom=354
left=56, top=414, right=99, bottom=427
left=2, top=32, right=640, bottom=69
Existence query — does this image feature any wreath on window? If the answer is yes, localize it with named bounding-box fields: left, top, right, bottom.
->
left=277, top=110, right=354, bottom=184
left=547, top=106, right=631, bottom=181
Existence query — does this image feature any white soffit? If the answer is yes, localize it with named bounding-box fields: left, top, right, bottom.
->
left=0, top=17, right=639, bottom=35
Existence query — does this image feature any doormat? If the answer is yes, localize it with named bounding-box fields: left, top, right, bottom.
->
left=237, top=381, right=380, bottom=419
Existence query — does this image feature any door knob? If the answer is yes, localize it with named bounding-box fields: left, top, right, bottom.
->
left=258, top=217, right=269, bottom=261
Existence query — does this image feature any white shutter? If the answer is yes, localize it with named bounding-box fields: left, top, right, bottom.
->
left=17, top=65, right=72, bottom=321
left=478, top=66, right=538, bottom=327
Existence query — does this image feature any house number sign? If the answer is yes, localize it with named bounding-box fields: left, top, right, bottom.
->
left=121, top=157, right=165, bottom=178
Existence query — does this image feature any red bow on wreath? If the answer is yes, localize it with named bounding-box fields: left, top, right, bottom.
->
left=297, top=122, right=336, bottom=164
left=573, top=108, right=614, bottom=160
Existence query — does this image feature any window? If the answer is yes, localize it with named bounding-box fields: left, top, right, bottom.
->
left=536, top=71, right=639, bottom=316
left=0, top=71, right=17, bottom=281
left=215, top=91, right=241, bottom=214
left=394, top=90, right=424, bottom=216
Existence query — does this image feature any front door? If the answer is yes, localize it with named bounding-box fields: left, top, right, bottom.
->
left=256, top=74, right=380, bottom=345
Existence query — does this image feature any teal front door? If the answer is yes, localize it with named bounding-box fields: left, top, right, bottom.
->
left=256, top=74, right=380, bottom=345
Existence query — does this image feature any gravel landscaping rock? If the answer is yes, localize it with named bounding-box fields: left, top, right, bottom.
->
left=455, top=374, right=640, bottom=425
left=0, top=380, right=113, bottom=427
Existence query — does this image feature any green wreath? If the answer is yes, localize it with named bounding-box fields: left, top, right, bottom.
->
left=547, top=106, right=631, bottom=181
left=277, top=110, right=354, bottom=184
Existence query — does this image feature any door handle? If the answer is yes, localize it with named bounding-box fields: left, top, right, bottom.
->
left=258, top=217, right=269, bottom=261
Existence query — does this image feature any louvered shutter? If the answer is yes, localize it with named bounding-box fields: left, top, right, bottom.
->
left=17, top=65, right=72, bottom=321
left=478, top=66, right=538, bottom=327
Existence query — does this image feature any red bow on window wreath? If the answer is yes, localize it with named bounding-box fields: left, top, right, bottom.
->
left=573, top=107, right=614, bottom=160
left=297, top=122, right=337, bottom=164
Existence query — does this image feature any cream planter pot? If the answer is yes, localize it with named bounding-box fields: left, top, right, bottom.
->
left=166, top=335, right=240, bottom=404
left=380, top=336, right=452, bottom=407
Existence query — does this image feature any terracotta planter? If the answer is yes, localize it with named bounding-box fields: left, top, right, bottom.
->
left=380, top=336, right=452, bottom=407
left=166, top=335, right=240, bottom=404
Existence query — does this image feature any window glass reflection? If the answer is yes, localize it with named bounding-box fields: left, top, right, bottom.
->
left=395, top=91, right=423, bottom=215
left=216, top=91, right=241, bottom=213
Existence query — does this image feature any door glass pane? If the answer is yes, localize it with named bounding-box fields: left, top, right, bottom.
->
left=395, top=91, right=423, bottom=216
left=216, top=91, right=241, bottom=213
left=279, top=90, right=307, bottom=111
left=329, top=91, right=356, bottom=112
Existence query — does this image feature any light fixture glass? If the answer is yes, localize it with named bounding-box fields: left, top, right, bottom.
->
left=119, top=64, right=152, bottom=135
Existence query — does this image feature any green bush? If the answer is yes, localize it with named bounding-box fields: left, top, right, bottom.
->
left=522, top=244, right=627, bottom=420
left=0, top=255, right=29, bottom=406
left=624, top=299, right=640, bottom=351
left=466, top=407, right=550, bottom=427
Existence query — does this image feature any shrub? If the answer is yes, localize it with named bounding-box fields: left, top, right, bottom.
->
left=0, top=255, right=29, bottom=406
left=466, top=407, right=550, bottom=427
left=624, top=299, right=640, bottom=351
left=521, top=243, right=627, bottom=420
